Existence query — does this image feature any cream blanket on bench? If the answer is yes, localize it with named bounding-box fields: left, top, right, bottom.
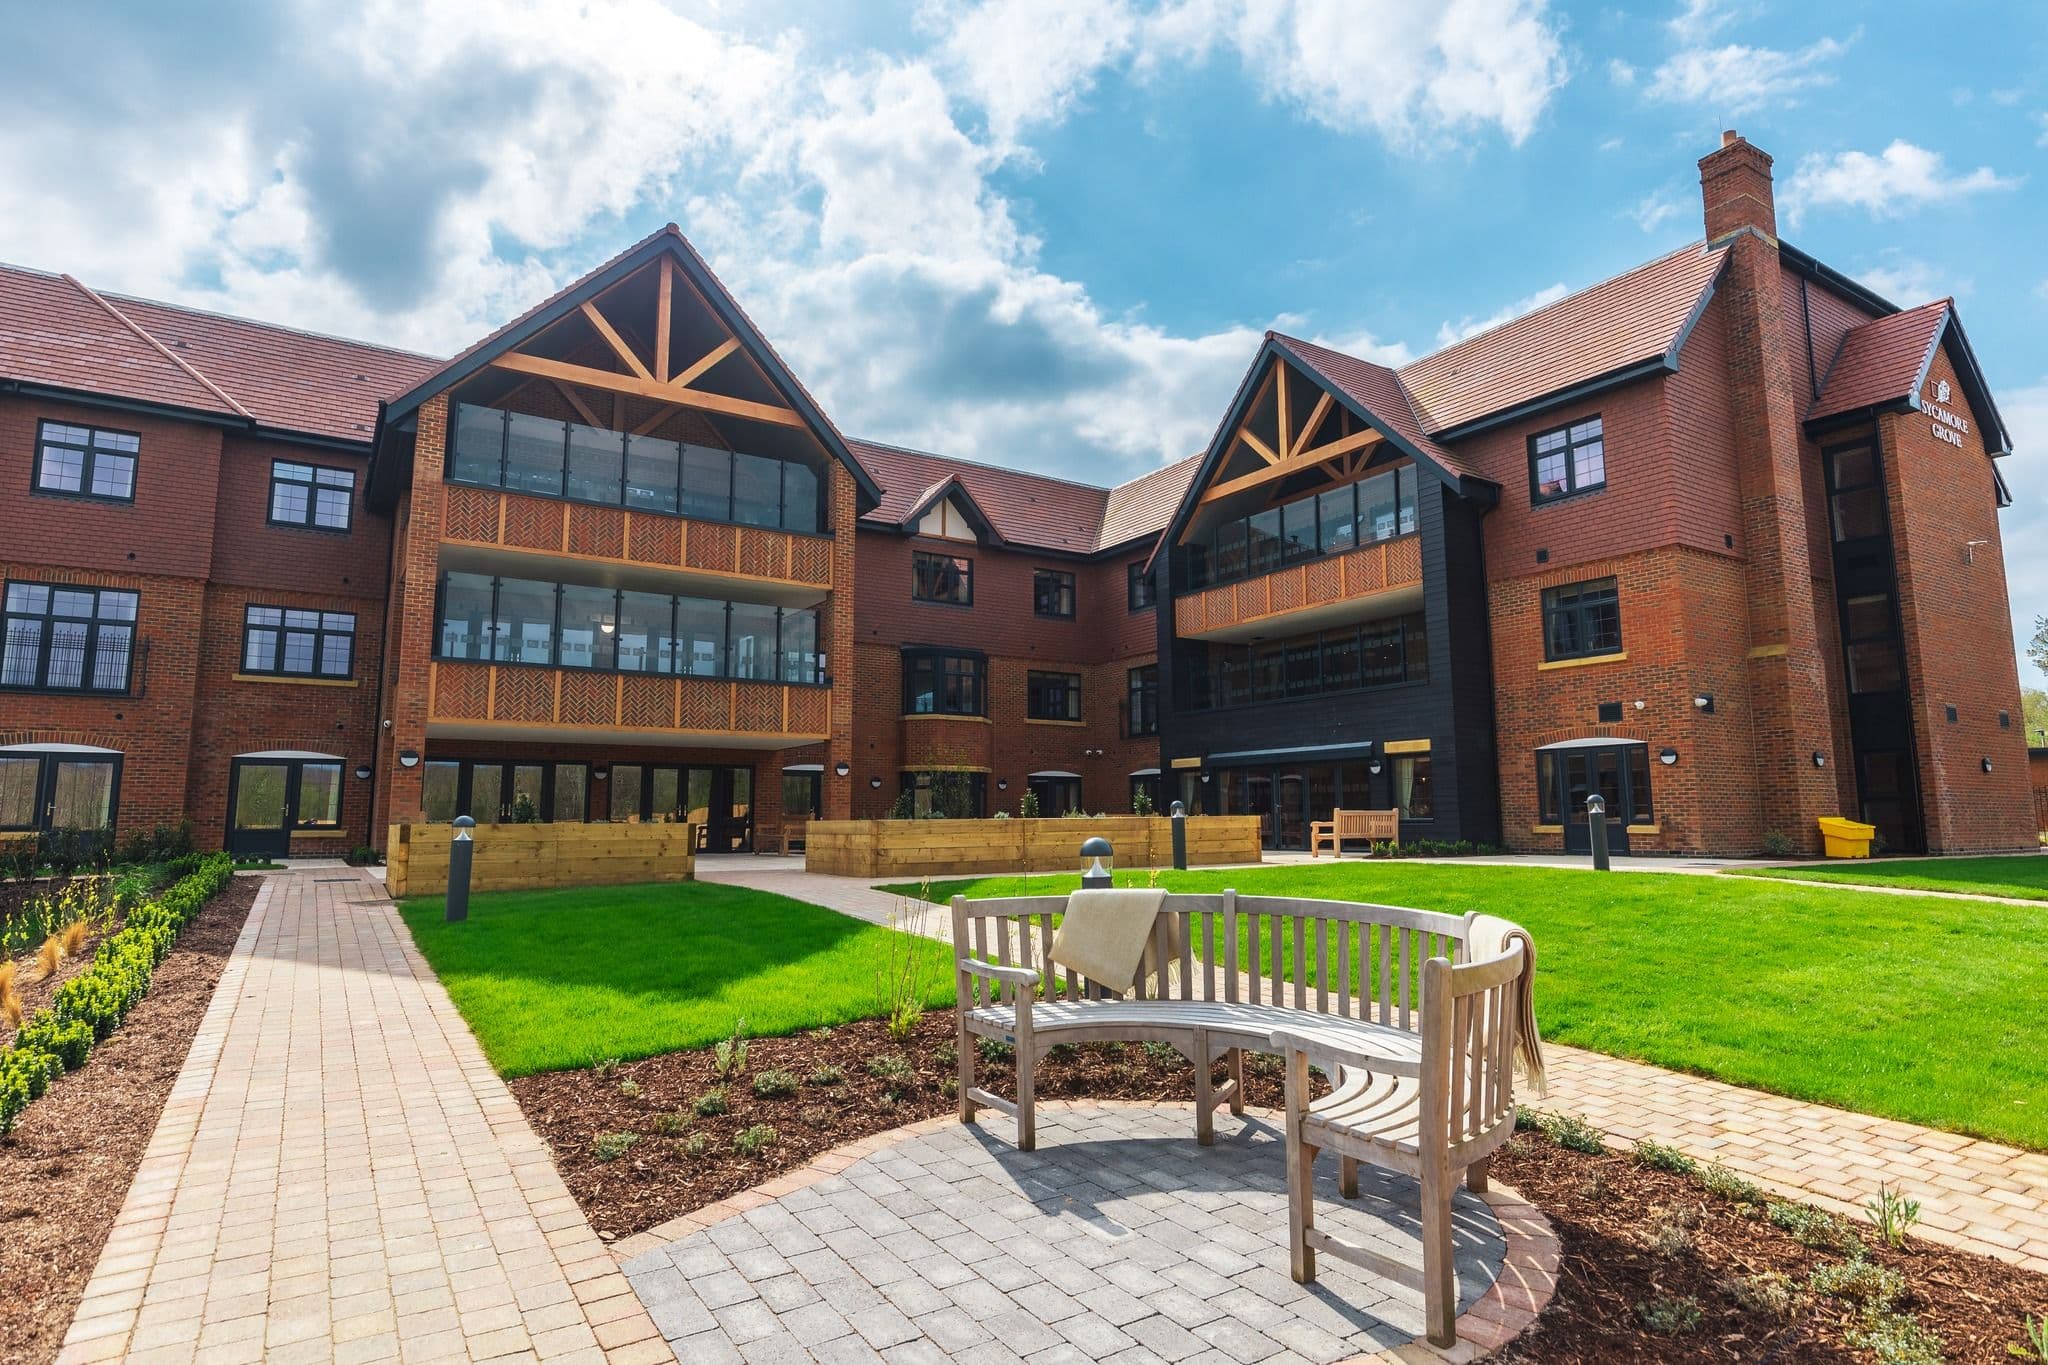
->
left=1049, top=887, right=1167, bottom=994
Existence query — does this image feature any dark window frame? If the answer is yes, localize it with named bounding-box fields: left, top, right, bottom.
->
left=900, top=647, right=986, bottom=716
left=1032, top=568, right=1076, bottom=619
left=1127, top=560, right=1156, bottom=612
left=0, top=581, right=138, bottom=694
left=1527, top=414, right=1606, bottom=505
left=1125, top=664, right=1159, bottom=737
left=32, top=420, right=140, bottom=504
left=1541, top=577, right=1623, bottom=662
left=1182, top=464, right=1419, bottom=593
left=240, top=604, right=356, bottom=679
left=267, top=459, right=357, bottom=533
left=1183, top=611, right=1428, bottom=713
left=911, top=551, right=974, bottom=607
left=1026, top=670, right=1082, bottom=721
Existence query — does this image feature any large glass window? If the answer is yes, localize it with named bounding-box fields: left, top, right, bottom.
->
left=1027, top=671, right=1081, bottom=721
left=1393, top=755, right=1433, bottom=820
left=901, top=770, right=987, bottom=819
left=451, top=404, right=506, bottom=485
left=1126, top=664, right=1158, bottom=737
left=269, top=461, right=355, bottom=531
left=492, top=578, right=558, bottom=664
left=1033, top=569, right=1075, bottom=619
left=681, top=444, right=732, bottom=521
left=731, top=453, right=782, bottom=528
left=779, top=608, right=822, bottom=684
left=437, top=572, right=494, bottom=659
left=1316, top=485, right=1357, bottom=555
left=556, top=584, right=617, bottom=671
left=677, top=596, right=727, bottom=676
left=1186, top=465, right=1419, bottom=590
left=1843, top=592, right=1904, bottom=694
left=624, top=434, right=681, bottom=514
left=902, top=648, right=984, bottom=715
left=2, top=583, right=137, bottom=693
left=728, top=601, right=779, bottom=680
left=34, top=421, right=138, bottom=502
left=566, top=422, right=624, bottom=504
left=1127, top=561, right=1156, bottom=611
left=615, top=590, right=675, bottom=674
left=913, top=552, right=973, bottom=606
left=1183, top=611, right=1427, bottom=712
left=1827, top=443, right=1885, bottom=543
left=504, top=411, right=567, bottom=497
left=781, top=463, right=820, bottom=535
left=242, top=606, right=354, bottom=678
left=1542, top=577, right=1622, bottom=661
left=1529, top=415, right=1605, bottom=503
left=1246, top=507, right=1282, bottom=577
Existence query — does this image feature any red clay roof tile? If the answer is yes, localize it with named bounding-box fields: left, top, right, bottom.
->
left=1809, top=300, right=1949, bottom=422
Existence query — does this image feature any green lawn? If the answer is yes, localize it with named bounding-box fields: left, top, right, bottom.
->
left=889, top=864, right=2048, bottom=1151
left=1724, top=853, right=2048, bottom=901
left=400, top=882, right=954, bottom=1076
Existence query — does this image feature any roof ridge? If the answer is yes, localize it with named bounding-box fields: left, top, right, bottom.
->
left=850, top=437, right=1114, bottom=496
left=63, top=274, right=252, bottom=419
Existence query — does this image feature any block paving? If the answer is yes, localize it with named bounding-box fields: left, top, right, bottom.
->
left=56, top=868, right=667, bottom=1364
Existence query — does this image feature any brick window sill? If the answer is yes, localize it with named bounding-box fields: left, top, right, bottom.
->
left=1536, top=651, right=1628, bottom=672
left=1024, top=718, right=1086, bottom=727
left=899, top=713, right=991, bottom=723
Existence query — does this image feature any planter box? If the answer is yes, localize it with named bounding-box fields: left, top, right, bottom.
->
left=385, top=821, right=696, bottom=897
left=803, top=816, right=1263, bottom=879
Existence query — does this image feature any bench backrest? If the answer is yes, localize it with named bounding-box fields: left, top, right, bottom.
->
left=1423, top=942, right=1525, bottom=1155
left=1334, top=809, right=1399, bottom=841
left=951, top=890, right=1487, bottom=1039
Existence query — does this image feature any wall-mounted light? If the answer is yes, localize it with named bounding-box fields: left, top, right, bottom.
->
left=1658, top=748, right=1678, bottom=766
left=996, top=778, right=1008, bottom=791
left=1368, top=758, right=1384, bottom=776
left=834, top=761, right=851, bottom=778
left=399, top=748, right=421, bottom=768
left=1981, top=756, right=1994, bottom=773
left=869, top=777, right=883, bottom=789
left=1811, top=751, right=1827, bottom=768
left=354, top=765, right=373, bottom=780
left=1692, top=693, right=1715, bottom=714
left=1200, top=772, right=1211, bottom=783
left=593, top=765, right=608, bottom=780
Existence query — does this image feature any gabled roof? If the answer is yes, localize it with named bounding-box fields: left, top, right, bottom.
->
left=1807, top=299, right=2011, bottom=456
left=1270, top=334, right=1477, bottom=488
left=1098, top=452, right=1204, bottom=551
left=1396, top=240, right=1727, bottom=437
left=376, top=224, right=883, bottom=509
left=895, top=474, right=1006, bottom=545
left=0, top=263, right=435, bottom=445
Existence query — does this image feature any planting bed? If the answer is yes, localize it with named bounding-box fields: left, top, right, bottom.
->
left=0, top=875, right=257, bottom=1365
left=517, top=1013, right=2047, bottom=1363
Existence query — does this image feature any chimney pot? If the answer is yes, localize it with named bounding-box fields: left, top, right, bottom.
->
left=1699, top=132, right=1776, bottom=242
left=1722, top=129, right=1739, bottom=147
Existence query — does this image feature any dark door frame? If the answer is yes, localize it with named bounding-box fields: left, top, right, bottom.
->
left=1547, top=745, right=1640, bottom=856
left=612, top=762, right=754, bottom=851
left=425, top=758, right=588, bottom=824
left=0, top=749, right=124, bottom=835
left=226, top=756, right=343, bottom=858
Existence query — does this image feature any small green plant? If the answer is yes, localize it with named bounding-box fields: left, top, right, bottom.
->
left=1723, top=1270, right=1801, bottom=1319
left=652, top=1110, right=689, bottom=1136
left=1808, top=1254, right=1903, bottom=1310
left=693, top=1089, right=729, bottom=1118
left=683, top=1132, right=711, bottom=1157
left=1636, top=1296, right=1703, bottom=1335
left=1761, top=830, right=1796, bottom=856
left=806, top=1026, right=834, bottom=1041
left=617, top=1077, right=642, bottom=1100
left=1847, top=1306, right=1944, bottom=1365
left=808, top=1063, right=846, bottom=1087
left=592, top=1056, right=622, bottom=1078
left=592, top=1131, right=639, bottom=1161
left=1141, top=1040, right=1183, bottom=1068
left=866, top=1053, right=913, bottom=1082
left=752, top=1068, right=799, bottom=1099
left=2010, top=1314, right=2048, bottom=1361
left=976, top=1036, right=1013, bottom=1063
left=1768, top=1200, right=1856, bottom=1251
left=1865, top=1183, right=1920, bottom=1248
left=1701, top=1162, right=1767, bottom=1208
left=933, top=1041, right=957, bottom=1067
left=732, top=1123, right=778, bottom=1156
left=1526, top=1109, right=1605, bottom=1155
left=800, top=1105, right=835, bottom=1128
left=1631, top=1139, right=1698, bottom=1176
left=879, top=886, right=934, bottom=1042
left=1016, top=790, right=1040, bottom=818
left=713, top=1018, right=749, bottom=1080
left=1046, top=1042, right=1076, bottom=1061
left=1577, top=1170, right=1611, bottom=1202
left=939, top=1076, right=958, bottom=1100
left=344, top=845, right=384, bottom=867
left=510, top=791, right=540, bottom=823
left=1647, top=1205, right=1699, bottom=1258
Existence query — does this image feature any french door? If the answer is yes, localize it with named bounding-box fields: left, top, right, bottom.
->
left=610, top=763, right=753, bottom=850
left=1542, top=744, right=1653, bottom=855
left=0, top=749, right=122, bottom=834
left=419, top=759, right=590, bottom=824
left=227, top=757, right=343, bottom=858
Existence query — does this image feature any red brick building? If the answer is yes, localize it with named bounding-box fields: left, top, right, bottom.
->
left=0, top=132, right=2031, bottom=857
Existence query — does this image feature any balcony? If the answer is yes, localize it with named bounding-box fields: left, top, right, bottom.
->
left=1175, top=536, right=1423, bottom=641
left=441, top=483, right=831, bottom=603
left=426, top=660, right=829, bottom=750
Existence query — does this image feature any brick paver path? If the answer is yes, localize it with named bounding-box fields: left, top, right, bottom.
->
left=697, top=860, right=2048, bottom=1275
left=57, top=869, right=669, bottom=1364
left=621, top=1102, right=1512, bottom=1363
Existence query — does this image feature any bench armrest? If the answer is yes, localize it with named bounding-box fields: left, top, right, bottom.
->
left=1267, top=1028, right=1420, bottom=1079
left=960, top=958, right=1042, bottom=989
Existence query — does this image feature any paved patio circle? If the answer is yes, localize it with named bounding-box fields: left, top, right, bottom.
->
left=622, top=1101, right=1518, bottom=1363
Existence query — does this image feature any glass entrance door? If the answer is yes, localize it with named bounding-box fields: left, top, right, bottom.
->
left=1273, top=771, right=1306, bottom=849
left=227, top=757, right=344, bottom=858
left=418, top=760, right=588, bottom=824
left=1546, top=745, right=1651, bottom=855
left=0, top=750, right=123, bottom=836
left=609, top=764, right=754, bottom=850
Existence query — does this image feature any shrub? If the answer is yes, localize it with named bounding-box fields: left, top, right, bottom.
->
left=1525, top=1109, right=1605, bottom=1155
left=975, top=1037, right=1013, bottom=1063
left=1631, top=1139, right=1698, bottom=1175
left=732, top=1123, right=777, bottom=1157
left=712, top=1019, right=749, bottom=1080
left=1636, top=1296, right=1702, bottom=1334
left=683, top=1132, right=711, bottom=1157
left=1845, top=1306, right=1943, bottom=1365
left=1700, top=1162, right=1767, bottom=1208
left=693, top=1089, right=729, bottom=1118
left=808, top=1064, right=845, bottom=1087
left=344, top=846, right=384, bottom=867
left=1760, top=830, right=1796, bottom=857
left=592, top=1131, right=639, bottom=1162
left=1865, top=1183, right=1920, bottom=1249
left=510, top=792, right=540, bottom=824
left=617, top=1078, right=642, bottom=1100
left=1142, top=1040, right=1183, bottom=1068
left=1016, top=790, right=1040, bottom=818
left=866, top=1054, right=913, bottom=1082
left=652, top=1110, right=689, bottom=1136
left=1768, top=1201, right=1856, bottom=1251
left=1808, top=1255, right=1903, bottom=1310
left=1723, top=1271, right=1801, bottom=1319
left=753, top=1068, right=799, bottom=1099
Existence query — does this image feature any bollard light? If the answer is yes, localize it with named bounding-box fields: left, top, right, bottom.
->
left=446, top=815, right=476, bottom=923
left=1168, top=801, right=1188, bottom=871
left=1079, top=836, right=1114, bottom=889
left=1584, top=793, right=1611, bottom=873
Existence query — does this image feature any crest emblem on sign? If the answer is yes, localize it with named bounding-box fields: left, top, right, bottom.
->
left=1933, top=379, right=1951, bottom=404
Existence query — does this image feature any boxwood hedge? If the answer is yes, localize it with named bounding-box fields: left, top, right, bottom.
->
left=0, top=853, right=234, bottom=1136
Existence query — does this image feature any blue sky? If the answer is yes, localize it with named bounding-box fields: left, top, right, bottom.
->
left=1, top=0, right=2043, bottom=684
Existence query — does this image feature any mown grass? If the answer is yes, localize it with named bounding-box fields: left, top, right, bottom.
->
left=888, top=863, right=2048, bottom=1150
left=400, top=882, right=953, bottom=1076
left=1724, top=853, right=2048, bottom=901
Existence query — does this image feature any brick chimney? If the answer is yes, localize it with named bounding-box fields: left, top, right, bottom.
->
left=1699, top=128, right=1776, bottom=243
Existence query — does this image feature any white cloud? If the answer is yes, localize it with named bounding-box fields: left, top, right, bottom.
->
left=1849, top=255, right=1966, bottom=306
left=1783, top=140, right=2022, bottom=224
left=1607, top=58, right=1636, bottom=88
left=1435, top=282, right=1568, bottom=347
left=1630, top=186, right=1686, bottom=233
left=932, top=0, right=1137, bottom=147
left=1644, top=35, right=1846, bottom=112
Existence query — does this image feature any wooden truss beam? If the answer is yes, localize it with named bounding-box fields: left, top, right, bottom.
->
left=578, top=302, right=651, bottom=380
left=1238, top=428, right=1281, bottom=466
left=1198, top=433, right=1381, bottom=506
left=1290, top=392, right=1333, bottom=459
left=1296, top=426, right=1382, bottom=467
left=550, top=380, right=604, bottom=429
left=653, top=260, right=674, bottom=383
left=488, top=351, right=804, bottom=429
left=672, top=337, right=739, bottom=390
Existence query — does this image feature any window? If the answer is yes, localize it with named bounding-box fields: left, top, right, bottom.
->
left=34, top=421, right=138, bottom=502
left=1182, top=611, right=1427, bottom=711
left=241, top=606, right=354, bottom=678
left=1392, top=755, right=1433, bottom=820
left=1826, top=443, right=1885, bottom=543
left=1842, top=592, right=1904, bottom=694
left=902, top=648, right=985, bottom=715
left=1127, top=561, right=1156, bottom=611
left=1126, top=665, right=1158, bottom=737
left=431, top=573, right=822, bottom=683
left=1027, top=671, right=1081, bottom=721
left=1542, top=578, right=1622, bottom=661
left=1033, top=569, right=1075, bottom=619
left=1028, top=774, right=1082, bottom=815
left=900, top=770, right=986, bottom=818
left=1529, top=416, right=1605, bottom=502
left=913, top=552, right=973, bottom=606
left=1186, top=466, right=1419, bottom=590
left=268, top=461, right=355, bottom=531
left=1, top=583, right=137, bottom=692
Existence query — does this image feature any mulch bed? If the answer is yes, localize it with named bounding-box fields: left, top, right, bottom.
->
left=516, top=1014, right=2048, bottom=1362
left=0, top=876, right=258, bottom=1365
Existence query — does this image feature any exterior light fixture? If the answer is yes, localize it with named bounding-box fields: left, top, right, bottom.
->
left=834, top=760, right=850, bottom=777
left=869, top=777, right=883, bottom=789
left=1982, top=757, right=1993, bottom=773
left=354, top=765, right=373, bottom=780
left=1658, top=748, right=1678, bottom=766
left=1079, top=836, right=1114, bottom=888
left=1368, top=758, right=1384, bottom=775
left=996, top=778, right=1008, bottom=791
left=399, top=748, right=421, bottom=768
left=1811, top=751, right=1826, bottom=768
left=1692, top=693, right=1715, bottom=713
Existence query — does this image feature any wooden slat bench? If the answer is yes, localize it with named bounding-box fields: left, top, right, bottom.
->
left=1308, top=808, right=1399, bottom=856
left=951, top=890, right=1538, bottom=1348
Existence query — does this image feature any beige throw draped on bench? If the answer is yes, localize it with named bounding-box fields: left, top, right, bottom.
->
left=1469, top=912, right=1546, bottom=1095
left=1049, top=888, right=1168, bottom=995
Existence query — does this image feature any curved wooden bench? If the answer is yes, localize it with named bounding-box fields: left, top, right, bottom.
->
left=950, top=889, right=1539, bottom=1348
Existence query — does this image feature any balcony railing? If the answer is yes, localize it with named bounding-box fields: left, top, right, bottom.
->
left=1174, top=536, right=1423, bottom=639
left=427, top=661, right=830, bottom=741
